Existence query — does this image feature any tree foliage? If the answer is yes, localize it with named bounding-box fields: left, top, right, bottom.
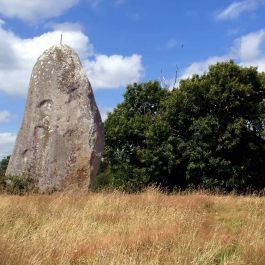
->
left=102, top=61, right=265, bottom=192
left=103, top=81, right=169, bottom=191
left=0, top=156, right=10, bottom=190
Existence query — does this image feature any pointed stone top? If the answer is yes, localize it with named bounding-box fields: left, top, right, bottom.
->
left=42, top=44, right=76, bottom=54
left=38, top=44, right=82, bottom=69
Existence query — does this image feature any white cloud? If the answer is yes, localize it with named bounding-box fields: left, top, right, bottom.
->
left=0, top=110, right=13, bottom=123
left=0, top=25, right=91, bottom=95
left=85, top=54, right=143, bottom=89
left=0, top=133, right=16, bottom=159
left=233, top=29, right=265, bottom=72
left=181, top=56, right=228, bottom=80
left=0, top=22, right=144, bottom=95
left=233, top=29, right=265, bottom=61
left=240, top=58, right=265, bottom=71
left=48, top=22, right=84, bottom=32
left=216, top=0, right=259, bottom=20
left=0, top=0, right=79, bottom=23
left=179, top=29, right=265, bottom=82
left=99, top=107, right=113, bottom=121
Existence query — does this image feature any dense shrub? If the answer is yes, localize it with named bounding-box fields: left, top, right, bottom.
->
left=102, top=61, right=265, bottom=192
left=5, top=175, right=37, bottom=195
left=0, top=156, right=38, bottom=195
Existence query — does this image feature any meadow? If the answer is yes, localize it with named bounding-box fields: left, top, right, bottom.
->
left=0, top=189, right=265, bottom=265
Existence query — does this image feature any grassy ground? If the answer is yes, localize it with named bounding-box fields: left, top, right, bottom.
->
left=0, top=189, right=265, bottom=265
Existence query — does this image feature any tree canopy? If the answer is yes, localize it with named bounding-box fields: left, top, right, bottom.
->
left=100, top=61, right=265, bottom=192
left=0, top=156, right=10, bottom=189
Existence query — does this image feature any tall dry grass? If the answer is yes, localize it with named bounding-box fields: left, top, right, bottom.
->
left=0, top=188, right=265, bottom=265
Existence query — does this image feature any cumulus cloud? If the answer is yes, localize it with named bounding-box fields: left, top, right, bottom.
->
left=0, top=110, right=13, bottom=123
left=0, top=133, right=16, bottom=159
left=216, top=0, right=260, bottom=20
left=234, top=30, right=265, bottom=72
left=0, top=24, right=91, bottom=95
left=179, top=29, right=265, bottom=81
left=181, top=56, right=227, bottom=80
left=85, top=54, right=143, bottom=89
left=0, top=0, right=79, bottom=23
left=0, top=22, right=144, bottom=95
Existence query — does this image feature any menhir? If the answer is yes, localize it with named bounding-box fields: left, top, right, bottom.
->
left=6, top=45, right=104, bottom=191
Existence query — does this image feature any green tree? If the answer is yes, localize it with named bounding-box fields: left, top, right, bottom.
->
left=156, top=61, right=265, bottom=190
left=104, top=81, right=169, bottom=191
left=0, top=156, right=10, bottom=189
left=102, top=61, right=265, bottom=192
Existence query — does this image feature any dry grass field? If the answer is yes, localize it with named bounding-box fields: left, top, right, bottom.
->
left=0, top=188, right=265, bottom=265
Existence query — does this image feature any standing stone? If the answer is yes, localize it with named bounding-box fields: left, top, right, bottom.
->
left=6, top=44, right=104, bottom=191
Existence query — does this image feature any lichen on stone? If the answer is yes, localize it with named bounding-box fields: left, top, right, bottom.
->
left=6, top=44, right=104, bottom=191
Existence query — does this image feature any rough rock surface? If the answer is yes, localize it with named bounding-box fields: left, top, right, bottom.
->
left=6, top=44, right=104, bottom=191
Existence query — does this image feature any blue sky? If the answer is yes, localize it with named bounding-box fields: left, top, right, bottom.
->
left=1, top=0, right=265, bottom=157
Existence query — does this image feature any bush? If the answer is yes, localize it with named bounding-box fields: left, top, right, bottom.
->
left=92, top=167, right=115, bottom=191
left=5, top=175, right=38, bottom=195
